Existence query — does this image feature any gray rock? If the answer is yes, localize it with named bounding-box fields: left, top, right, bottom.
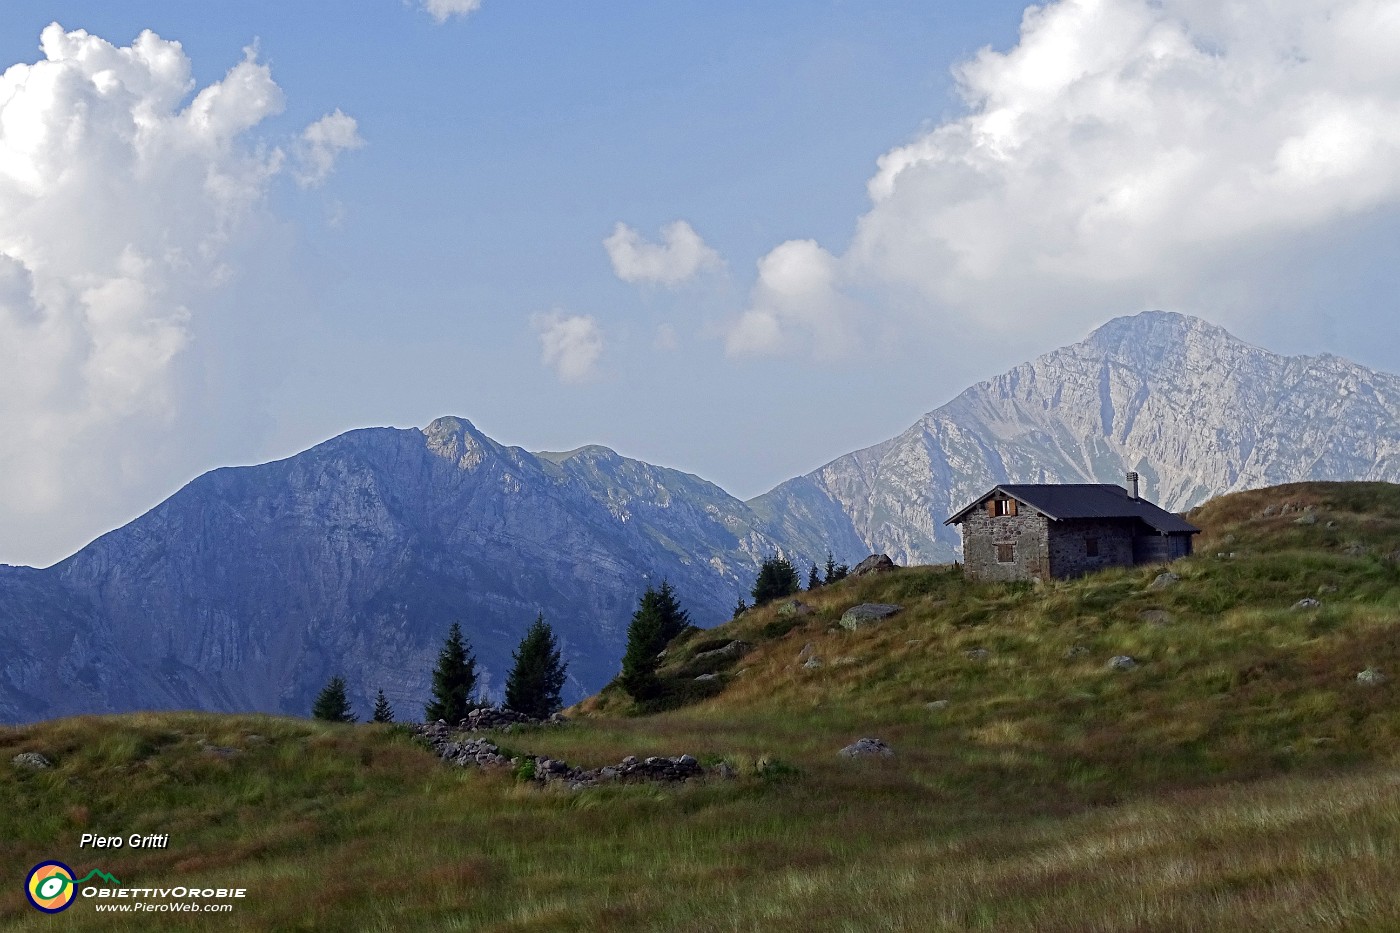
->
left=1107, top=655, right=1138, bottom=671
left=1292, top=598, right=1321, bottom=611
left=11, top=752, right=51, bottom=770
left=797, top=642, right=817, bottom=660
left=712, top=760, right=737, bottom=780
left=1138, top=609, right=1173, bottom=626
left=692, top=641, right=751, bottom=664
left=850, top=554, right=896, bottom=577
left=1318, top=584, right=1338, bottom=595
left=777, top=600, right=813, bottom=618
left=838, top=737, right=894, bottom=759
left=839, top=603, right=903, bottom=630
left=1357, top=668, right=1386, bottom=687
left=925, top=700, right=950, bottom=711
left=694, top=673, right=718, bottom=682
left=802, top=656, right=823, bottom=670
left=1147, top=572, right=1179, bottom=590
left=1295, top=512, right=1318, bottom=526
left=965, top=647, right=990, bottom=661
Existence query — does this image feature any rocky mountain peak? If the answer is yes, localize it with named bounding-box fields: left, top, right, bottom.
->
left=752, top=310, right=1400, bottom=566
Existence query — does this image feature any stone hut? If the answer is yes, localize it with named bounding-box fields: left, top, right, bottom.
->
left=944, top=473, right=1199, bottom=582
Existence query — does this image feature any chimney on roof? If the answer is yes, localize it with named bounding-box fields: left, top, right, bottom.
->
left=1126, top=471, right=1139, bottom=500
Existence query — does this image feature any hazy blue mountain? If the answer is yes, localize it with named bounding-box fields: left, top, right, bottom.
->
left=0, top=417, right=828, bottom=724
left=751, top=311, right=1400, bottom=564
left=10, top=310, right=1400, bottom=724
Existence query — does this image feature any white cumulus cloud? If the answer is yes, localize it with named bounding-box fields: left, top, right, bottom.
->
left=737, top=0, right=1400, bottom=355
left=419, top=0, right=484, bottom=23
left=727, top=240, right=853, bottom=358
left=0, top=24, right=357, bottom=565
left=533, top=311, right=604, bottom=383
left=295, top=109, right=364, bottom=187
left=604, top=220, right=723, bottom=287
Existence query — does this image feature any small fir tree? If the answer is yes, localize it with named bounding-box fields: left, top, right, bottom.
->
left=504, top=614, right=568, bottom=720
left=823, top=552, right=837, bottom=584
left=619, top=581, right=689, bottom=701
left=312, top=675, right=356, bottom=723
left=807, top=563, right=821, bottom=590
left=732, top=596, right=748, bottom=619
left=371, top=688, right=395, bottom=724
left=751, top=555, right=800, bottom=605
left=424, top=622, right=479, bottom=724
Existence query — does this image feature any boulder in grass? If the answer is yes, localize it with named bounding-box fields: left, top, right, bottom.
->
left=850, top=554, right=896, bottom=577
left=839, top=603, right=903, bottom=630
left=1146, top=572, right=1179, bottom=591
left=1107, top=655, right=1138, bottom=672
left=1292, top=598, right=1321, bottom=611
left=838, top=738, right=894, bottom=759
left=11, top=752, right=51, bottom=770
left=1357, top=668, right=1386, bottom=687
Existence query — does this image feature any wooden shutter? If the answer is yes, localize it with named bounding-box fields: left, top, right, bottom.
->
left=1007, top=499, right=1018, bottom=516
left=987, top=500, right=997, bottom=518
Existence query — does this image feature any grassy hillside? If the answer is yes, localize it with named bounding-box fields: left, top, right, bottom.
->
left=5, top=481, right=1400, bottom=931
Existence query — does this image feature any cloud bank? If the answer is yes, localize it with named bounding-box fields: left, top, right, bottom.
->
left=0, top=24, right=356, bottom=565
left=735, top=0, right=1400, bottom=356
left=605, top=220, right=722, bottom=287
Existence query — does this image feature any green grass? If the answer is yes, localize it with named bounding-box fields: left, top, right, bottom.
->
left=5, top=480, right=1400, bottom=930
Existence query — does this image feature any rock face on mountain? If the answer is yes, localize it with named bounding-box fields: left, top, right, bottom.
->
left=751, top=311, right=1400, bottom=564
left=0, top=417, right=824, bottom=724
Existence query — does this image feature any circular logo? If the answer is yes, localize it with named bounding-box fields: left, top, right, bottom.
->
left=25, top=861, right=76, bottom=913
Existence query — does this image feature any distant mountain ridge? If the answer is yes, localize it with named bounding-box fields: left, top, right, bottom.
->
left=7, top=310, right=1400, bottom=723
left=0, top=417, right=828, bottom=723
left=750, top=311, right=1400, bottom=564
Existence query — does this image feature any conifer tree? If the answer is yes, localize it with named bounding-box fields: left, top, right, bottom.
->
left=313, top=675, right=356, bottom=723
left=751, top=555, right=800, bottom=605
left=424, top=622, right=479, bottom=724
left=808, top=563, right=821, bottom=590
left=620, top=581, right=689, bottom=701
left=823, top=552, right=837, bottom=584
left=371, top=688, right=395, bottom=724
left=732, top=596, right=748, bottom=619
left=504, top=614, right=568, bottom=720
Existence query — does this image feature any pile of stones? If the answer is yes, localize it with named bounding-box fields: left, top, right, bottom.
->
left=412, top=719, right=709, bottom=790
left=455, top=707, right=565, bottom=732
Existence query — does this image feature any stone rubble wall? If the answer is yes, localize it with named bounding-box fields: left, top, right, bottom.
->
left=413, top=715, right=711, bottom=791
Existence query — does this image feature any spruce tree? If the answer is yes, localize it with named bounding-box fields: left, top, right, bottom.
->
left=312, top=675, right=356, bottom=723
left=371, top=688, right=395, bottom=724
left=807, top=563, right=821, bottom=590
left=732, top=596, right=748, bottom=619
left=504, top=614, right=568, bottom=719
left=822, top=551, right=849, bottom=584
left=653, top=580, right=691, bottom=644
left=751, top=555, right=800, bottom=605
left=424, top=622, right=479, bottom=724
left=619, top=581, right=692, bottom=702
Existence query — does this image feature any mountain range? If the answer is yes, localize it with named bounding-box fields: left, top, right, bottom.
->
left=5, top=310, right=1400, bottom=723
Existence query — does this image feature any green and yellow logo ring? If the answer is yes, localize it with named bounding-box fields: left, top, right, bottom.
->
left=26, top=861, right=77, bottom=913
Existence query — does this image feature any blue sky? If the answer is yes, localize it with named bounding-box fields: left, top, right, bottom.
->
left=3, top=0, right=1400, bottom=565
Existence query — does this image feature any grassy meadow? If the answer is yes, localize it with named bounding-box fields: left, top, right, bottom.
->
left=5, top=481, right=1400, bottom=930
